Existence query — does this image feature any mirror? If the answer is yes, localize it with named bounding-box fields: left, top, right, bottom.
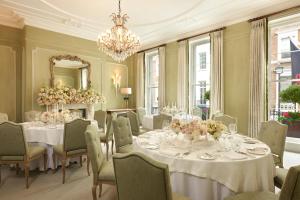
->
left=50, top=55, right=91, bottom=89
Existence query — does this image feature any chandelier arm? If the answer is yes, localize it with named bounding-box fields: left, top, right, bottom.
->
left=118, top=0, right=121, bottom=15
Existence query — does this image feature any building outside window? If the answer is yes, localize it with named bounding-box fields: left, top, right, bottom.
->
left=145, top=50, right=159, bottom=114
left=189, top=37, right=210, bottom=119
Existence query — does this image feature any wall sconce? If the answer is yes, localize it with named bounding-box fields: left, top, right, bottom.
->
left=112, top=72, right=121, bottom=96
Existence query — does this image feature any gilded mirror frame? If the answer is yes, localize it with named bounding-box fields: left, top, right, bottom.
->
left=49, top=55, right=91, bottom=88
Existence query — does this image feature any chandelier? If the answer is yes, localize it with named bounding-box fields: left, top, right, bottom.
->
left=97, top=0, right=140, bottom=62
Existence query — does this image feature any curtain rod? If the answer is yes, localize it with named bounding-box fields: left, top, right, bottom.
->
left=137, top=44, right=166, bottom=53
left=248, top=5, right=300, bottom=22
left=177, top=27, right=226, bottom=42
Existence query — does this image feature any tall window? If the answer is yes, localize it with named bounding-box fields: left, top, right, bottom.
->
left=189, top=37, right=210, bottom=119
left=268, top=15, right=300, bottom=139
left=145, top=50, right=159, bottom=114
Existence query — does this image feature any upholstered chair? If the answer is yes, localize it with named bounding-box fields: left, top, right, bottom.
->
left=274, top=167, right=288, bottom=189
left=214, top=114, right=237, bottom=128
left=53, top=119, right=91, bottom=184
left=225, top=165, right=300, bottom=200
left=99, top=115, right=114, bottom=160
left=127, top=111, right=148, bottom=136
left=112, top=117, right=134, bottom=153
left=94, top=110, right=107, bottom=131
left=85, top=125, right=115, bottom=200
left=0, top=122, right=47, bottom=188
left=153, top=114, right=172, bottom=130
left=113, top=152, right=190, bottom=200
left=137, top=107, right=146, bottom=125
left=24, top=110, right=41, bottom=122
left=192, top=107, right=202, bottom=118
left=258, top=120, right=288, bottom=168
left=0, top=113, right=8, bottom=123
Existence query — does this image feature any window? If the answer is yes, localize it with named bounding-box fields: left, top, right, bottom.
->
left=145, top=50, right=159, bottom=114
left=268, top=15, right=300, bottom=139
left=189, top=37, right=210, bottom=119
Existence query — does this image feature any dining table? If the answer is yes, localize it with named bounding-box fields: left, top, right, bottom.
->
left=21, top=120, right=98, bottom=170
left=135, top=130, right=275, bottom=200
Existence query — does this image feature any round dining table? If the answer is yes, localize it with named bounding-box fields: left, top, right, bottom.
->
left=135, top=130, right=275, bottom=200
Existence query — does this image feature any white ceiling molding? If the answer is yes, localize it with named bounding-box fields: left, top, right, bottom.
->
left=0, top=0, right=299, bottom=48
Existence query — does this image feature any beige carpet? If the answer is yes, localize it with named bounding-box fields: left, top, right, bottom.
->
left=0, top=163, right=117, bottom=200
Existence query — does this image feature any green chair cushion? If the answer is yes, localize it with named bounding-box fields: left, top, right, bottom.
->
left=0, top=155, right=24, bottom=161
left=53, top=144, right=86, bottom=156
left=98, top=159, right=115, bottom=182
left=28, top=146, right=45, bottom=159
left=274, top=168, right=288, bottom=188
left=225, top=192, right=279, bottom=200
left=118, top=144, right=134, bottom=153
left=172, top=192, right=190, bottom=200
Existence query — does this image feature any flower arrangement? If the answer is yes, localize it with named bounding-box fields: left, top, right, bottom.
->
left=170, top=119, right=227, bottom=140
left=40, top=109, right=79, bottom=124
left=161, top=104, right=181, bottom=116
left=37, top=86, right=105, bottom=106
left=279, top=112, right=300, bottom=123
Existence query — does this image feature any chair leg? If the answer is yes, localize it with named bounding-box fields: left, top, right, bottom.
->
left=99, top=182, right=102, bottom=197
left=80, top=156, right=83, bottom=167
left=24, top=161, right=29, bottom=189
left=16, top=163, right=20, bottom=175
left=44, top=151, right=48, bottom=173
left=111, top=140, right=114, bottom=155
left=87, top=155, right=90, bottom=176
left=62, top=157, right=66, bottom=184
left=52, top=153, right=56, bottom=173
left=92, top=184, right=97, bottom=200
left=106, top=142, right=109, bottom=160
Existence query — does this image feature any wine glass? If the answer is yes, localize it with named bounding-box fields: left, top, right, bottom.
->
left=228, top=123, right=237, bottom=134
left=162, top=120, right=170, bottom=131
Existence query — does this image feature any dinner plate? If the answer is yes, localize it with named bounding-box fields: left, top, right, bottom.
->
left=243, top=139, right=258, bottom=144
left=197, top=153, right=216, bottom=160
left=225, top=152, right=247, bottom=160
left=143, top=145, right=159, bottom=150
left=247, top=147, right=268, bottom=155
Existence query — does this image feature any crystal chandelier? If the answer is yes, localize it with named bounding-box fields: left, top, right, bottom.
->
left=97, top=0, right=140, bottom=62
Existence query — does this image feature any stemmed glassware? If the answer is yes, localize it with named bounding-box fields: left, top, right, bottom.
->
left=228, top=123, right=237, bottom=134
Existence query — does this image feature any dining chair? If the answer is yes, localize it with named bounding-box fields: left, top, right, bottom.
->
left=52, top=118, right=91, bottom=184
left=0, top=122, right=47, bottom=188
left=258, top=120, right=288, bottom=168
left=153, top=114, right=172, bottom=129
left=127, top=111, right=148, bottom=136
left=0, top=113, right=8, bottom=123
left=274, top=167, right=288, bottom=189
left=213, top=114, right=237, bottom=128
left=24, top=110, right=41, bottom=122
left=225, top=165, right=300, bottom=200
left=99, top=115, right=114, bottom=160
left=137, top=107, right=146, bottom=125
left=112, top=116, right=134, bottom=153
left=113, top=152, right=190, bottom=200
left=85, top=125, right=115, bottom=200
left=192, top=107, right=202, bottom=118
left=94, top=110, right=107, bottom=131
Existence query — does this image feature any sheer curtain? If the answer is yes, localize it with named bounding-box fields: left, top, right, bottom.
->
left=158, top=46, right=166, bottom=109
left=210, top=30, right=224, bottom=117
left=177, top=40, right=188, bottom=112
left=136, top=52, right=145, bottom=108
left=248, top=18, right=267, bottom=138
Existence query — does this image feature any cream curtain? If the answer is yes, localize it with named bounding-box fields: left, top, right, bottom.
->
left=136, top=52, right=145, bottom=108
left=210, top=30, right=224, bottom=117
left=177, top=40, right=188, bottom=112
left=248, top=18, right=267, bottom=138
left=158, top=46, right=166, bottom=108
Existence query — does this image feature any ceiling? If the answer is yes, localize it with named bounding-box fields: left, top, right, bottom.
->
left=0, top=0, right=299, bottom=49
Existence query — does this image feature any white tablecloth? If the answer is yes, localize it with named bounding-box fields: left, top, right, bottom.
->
left=21, top=120, right=98, bottom=170
left=135, top=131, right=275, bottom=200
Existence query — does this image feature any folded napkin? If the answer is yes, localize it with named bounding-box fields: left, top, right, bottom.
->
left=159, top=149, right=179, bottom=157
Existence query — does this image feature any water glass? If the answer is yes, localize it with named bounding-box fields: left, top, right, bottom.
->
left=228, top=123, right=237, bottom=134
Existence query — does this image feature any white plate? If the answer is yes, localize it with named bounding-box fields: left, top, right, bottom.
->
left=197, top=153, right=216, bottom=160
left=225, top=152, right=247, bottom=160
left=143, top=145, right=159, bottom=150
left=247, top=147, right=268, bottom=155
left=243, top=139, right=258, bottom=144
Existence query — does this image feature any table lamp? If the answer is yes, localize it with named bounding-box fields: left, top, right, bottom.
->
left=120, top=87, right=132, bottom=108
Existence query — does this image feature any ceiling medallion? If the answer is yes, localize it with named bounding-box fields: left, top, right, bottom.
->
left=97, top=0, right=140, bottom=62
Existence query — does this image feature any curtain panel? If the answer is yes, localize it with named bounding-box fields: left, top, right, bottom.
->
left=136, top=52, right=145, bottom=108
left=177, top=40, right=188, bottom=112
left=158, top=46, right=166, bottom=108
left=210, top=30, right=224, bottom=117
left=248, top=18, right=267, bottom=138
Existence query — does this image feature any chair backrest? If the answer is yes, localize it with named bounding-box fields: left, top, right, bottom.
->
left=113, top=152, right=173, bottom=200
left=24, top=110, right=41, bottom=122
left=94, top=110, right=107, bottom=130
left=85, top=125, right=105, bottom=183
left=258, top=120, right=287, bottom=160
left=192, top=107, right=202, bottom=117
left=105, top=115, right=114, bottom=140
left=0, top=113, right=8, bottom=123
left=127, top=111, right=140, bottom=136
left=214, top=114, right=237, bottom=128
left=137, top=108, right=146, bottom=125
left=112, top=117, right=133, bottom=152
left=63, top=119, right=91, bottom=152
left=153, top=114, right=172, bottom=129
left=0, top=122, right=28, bottom=158
left=279, top=165, right=300, bottom=200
